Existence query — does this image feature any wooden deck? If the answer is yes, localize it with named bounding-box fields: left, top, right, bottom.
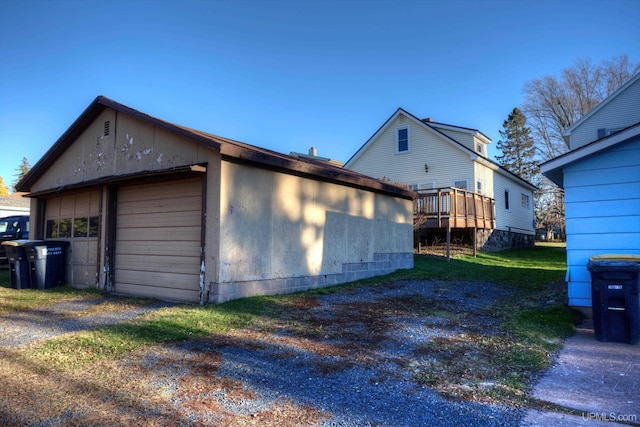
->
left=414, top=187, right=495, bottom=230
left=413, top=188, right=495, bottom=259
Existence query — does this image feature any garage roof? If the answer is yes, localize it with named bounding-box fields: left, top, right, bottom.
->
left=16, top=96, right=415, bottom=200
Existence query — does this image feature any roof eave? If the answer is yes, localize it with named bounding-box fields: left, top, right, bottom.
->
left=541, top=122, right=640, bottom=188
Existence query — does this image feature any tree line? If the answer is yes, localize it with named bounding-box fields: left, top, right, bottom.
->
left=495, top=54, right=639, bottom=240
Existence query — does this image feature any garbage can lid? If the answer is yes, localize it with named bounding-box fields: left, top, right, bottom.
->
left=589, top=254, right=640, bottom=263
left=588, top=254, right=640, bottom=271
left=1, top=239, right=44, bottom=247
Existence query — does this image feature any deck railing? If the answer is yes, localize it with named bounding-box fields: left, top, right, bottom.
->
left=414, top=187, right=495, bottom=230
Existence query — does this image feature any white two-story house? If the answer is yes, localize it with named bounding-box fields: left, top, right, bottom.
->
left=541, top=73, right=640, bottom=314
left=344, top=108, right=537, bottom=251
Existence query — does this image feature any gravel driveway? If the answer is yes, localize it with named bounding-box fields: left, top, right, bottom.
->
left=1, top=280, right=528, bottom=426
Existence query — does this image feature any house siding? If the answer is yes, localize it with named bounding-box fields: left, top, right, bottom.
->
left=473, top=162, right=494, bottom=197
left=348, top=115, right=475, bottom=190
left=435, top=128, right=475, bottom=152
left=492, top=172, right=535, bottom=234
left=563, top=137, right=640, bottom=308
left=569, top=78, right=640, bottom=150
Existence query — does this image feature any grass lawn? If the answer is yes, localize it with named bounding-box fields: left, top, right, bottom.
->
left=1, top=242, right=580, bottom=414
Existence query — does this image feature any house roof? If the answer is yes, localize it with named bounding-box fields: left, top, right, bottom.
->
left=16, top=96, right=414, bottom=200
left=344, top=107, right=536, bottom=191
left=562, top=73, right=640, bottom=139
left=540, top=121, right=640, bottom=187
left=421, top=120, right=492, bottom=144
left=0, top=194, right=30, bottom=208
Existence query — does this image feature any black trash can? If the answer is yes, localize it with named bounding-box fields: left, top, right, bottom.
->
left=1, top=240, right=41, bottom=289
left=25, top=240, right=70, bottom=290
left=587, top=255, right=640, bottom=345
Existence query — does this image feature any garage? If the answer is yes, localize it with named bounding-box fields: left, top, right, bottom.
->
left=16, top=96, right=414, bottom=304
left=114, top=176, right=203, bottom=302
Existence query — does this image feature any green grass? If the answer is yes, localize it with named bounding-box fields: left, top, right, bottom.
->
left=29, top=295, right=281, bottom=368
left=390, top=244, right=567, bottom=290
left=0, top=271, right=104, bottom=315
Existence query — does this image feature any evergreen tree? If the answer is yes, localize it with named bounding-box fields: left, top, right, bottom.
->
left=496, top=108, right=538, bottom=183
left=12, top=157, right=31, bottom=192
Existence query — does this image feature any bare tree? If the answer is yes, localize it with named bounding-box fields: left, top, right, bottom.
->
left=535, top=177, right=565, bottom=240
left=522, top=54, right=639, bottom=161
left=521, top=55, right=639, bottom=240
left=602, top=54, right=640, bottom=95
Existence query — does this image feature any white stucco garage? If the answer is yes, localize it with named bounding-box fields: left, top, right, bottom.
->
left=16, top=96, right=415, bottom=304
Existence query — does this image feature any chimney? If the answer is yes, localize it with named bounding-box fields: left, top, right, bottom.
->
left=309, top=146, right=318, bottom=157
left=424, top=117, right=433, bottom=122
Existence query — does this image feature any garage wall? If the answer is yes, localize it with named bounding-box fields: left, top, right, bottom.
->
left=213, top=161, right=413, bottom=302
left=28, top=109, right=212, bottom=194
left=114, top=176, right=204, bottom=303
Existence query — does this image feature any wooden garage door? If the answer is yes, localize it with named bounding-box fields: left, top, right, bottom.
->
left=45, top=190, right=101, bottom=288
left=115, top=177, right=203, bottom=302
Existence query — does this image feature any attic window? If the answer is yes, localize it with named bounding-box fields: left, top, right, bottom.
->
left=476, top=143, right=483, bottom=154
left=396, top=126, right=409, bottom=153
left=103, top=121, right=110, bottom=137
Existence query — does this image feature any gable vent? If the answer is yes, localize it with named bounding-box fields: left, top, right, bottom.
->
left=104, top=121, right=110, bottom=137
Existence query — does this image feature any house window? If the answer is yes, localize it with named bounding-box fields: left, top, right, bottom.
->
left=396, top=126, right=409, bottom=153
left=453, top=180, right=468, bottom=190
left=476, top=143, right=483, bottom=154
left=521, top=193, right=530, bottom=208
left=409, top=181, right=436, bottom=193
left=477, top=181, right=482, bottom=194
left=504, top=189, right=510, bottom=210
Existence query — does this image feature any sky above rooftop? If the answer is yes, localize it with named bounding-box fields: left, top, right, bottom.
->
left=1, top=0, right=638, bottom=191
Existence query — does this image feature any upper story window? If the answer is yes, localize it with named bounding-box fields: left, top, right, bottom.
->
left=476, top=143, right=483, bottom=154
left=521, top=193, right=530, bottom=208
left=396, top=126, right=409, bottom=153
left=504, top=189, right=510, bottom=210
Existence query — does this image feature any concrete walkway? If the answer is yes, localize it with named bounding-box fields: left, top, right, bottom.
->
left=522, top=319, right=640, bottom=426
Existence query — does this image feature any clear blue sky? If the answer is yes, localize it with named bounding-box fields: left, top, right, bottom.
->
left=1, top=0, right=638, bottom=191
